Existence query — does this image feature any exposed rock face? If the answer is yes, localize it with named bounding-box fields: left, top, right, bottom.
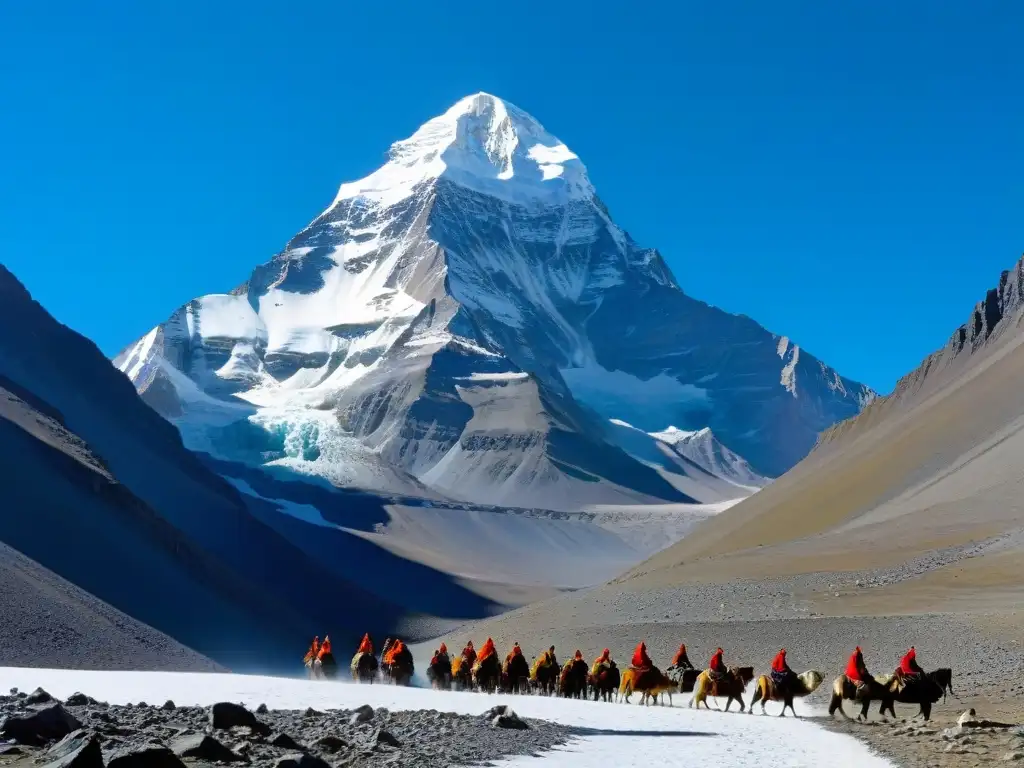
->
left=116, top=93, right=871, bottom=509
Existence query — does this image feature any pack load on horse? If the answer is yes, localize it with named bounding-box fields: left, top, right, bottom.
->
left=351, top=633, right=379, bottom=684
left=667, top=643, right=699, bottom=692
left=588, top=649, right=620, bottom=703
left=501, top=642, right=530, bottom=694
left=303, top=635, right=321, bottom=676
left=530, top=646, right=559, bottom=696
left=427, top=644, right=452, bottom=690
left=751, top=650, right=823, bottom=716
left=473, top=638, right=501, bottom=692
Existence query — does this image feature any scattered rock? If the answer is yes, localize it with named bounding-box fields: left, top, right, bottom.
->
left=255, top=704, right=268, bottom=715
left=348, top=705, right=374, bottom=725
left=959, top=709, right=979, bottom=727
left=370, top=728, right=401, bottom=749
left=269, top=733, right=302, bottom=751
left=1003, top=753, right=1024, bottom=763
left=0, top=702, right=83, bottom=746
left=273, top=753, right=331, bottom=768
left=493, top=711, right=529, bottom=730
left=63, top=694, right=90, bottom=708
left=107, top=744, right=187, bottom=768
left=171, top=733, right=244, bottom=762
left=25, top=688, right=54, bottom=705
left=160, top=701, right=175, bottom=712
left=8, top=688, right=17, bottom=696
left=311, top=735, right=348, bottom=753
left=302, top=708, right=320, bottom=718
left=209, top=703, right=270, bottom=736
left=42, top=730, right=103, bottom=768
left=0, top=745, right=23, bottom=756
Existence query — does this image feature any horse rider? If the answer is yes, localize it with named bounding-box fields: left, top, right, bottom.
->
left=668, top=643, right=693, bottom=671
left=304, top=636, right=320, bottom=663
left=845, top=646, right=873, bottom=693
left=895, top=646, right=924, bottom=685
left=505, top=642, right=524, bottom=665
left=437, top=642, right=450, bottom=663
left=462, top=640, right=477, bottom=667
left=708, top=647, right=727, bottom=681
left=591, top=648, right=613, bottom=676
left=631, top=642, right=653, bottom=670
left=317, top=635, right=332, bottom=659
left=356, top=633, right=373, bottom=657
left=770, top=648, right=795, bottom=691
left=542, top=645, right=558, bottom=668
left=477, top=637, right=497, bottom=663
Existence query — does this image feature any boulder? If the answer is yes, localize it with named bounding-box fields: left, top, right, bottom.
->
left=255, top=704, right=269, bottom=715
left=25, top=688, right=54, bottom=705
left=171, top=734, right=244, bottom=762
left=487, top=707, right=529, bottom=730
left=160, top=701, right=176, bottom=712
left=311, top=735, right=348, bottom=753
left=370, top=728, right=401, bottom=749
left=63, top=694, right=90, bottom=708
left=273, top=753, right=331, bottom=768
left=209, top=703, right=270, bottom=736
left=107, top=745, right=187, bottom=768
left=42, top=730, right=103, bottom=768
left=1, top=702, right=83, bottom=746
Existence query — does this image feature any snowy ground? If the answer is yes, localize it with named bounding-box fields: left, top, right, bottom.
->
left=0, top=667, right=891, bottom=768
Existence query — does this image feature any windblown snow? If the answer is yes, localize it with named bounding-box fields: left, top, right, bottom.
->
left=114, top=91, right=872, bottom=518
left=0, top=668, right=893, bottom=768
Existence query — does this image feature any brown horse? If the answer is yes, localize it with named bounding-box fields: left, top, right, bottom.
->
left=750, top=670, right=823, bottom=716
left=620, top=666, right=676, bottom=706
left=350, top=651, right=378, bottom=684
left=473, top=654, right=502, bottom=693
left=559, top=658, right=589, bottom=699
left=530, top=656, right=559, bottom=696
left=828, top=674, right=895, bottom=720
left=689, top=666, right=755, bottom=712
left=451, top=655, right=474, bottom=691
left=501, top=654, right=531, bottom=694
left=588, top=662, right=621, bottom=703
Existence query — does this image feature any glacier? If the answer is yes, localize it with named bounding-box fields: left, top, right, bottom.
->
left=115, top=92, right=874, bottom=510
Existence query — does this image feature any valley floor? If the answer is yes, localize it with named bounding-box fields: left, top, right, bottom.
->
left=0, top=667, right=890, bottom=768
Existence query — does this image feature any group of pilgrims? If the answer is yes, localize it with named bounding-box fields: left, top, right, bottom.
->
left=303, top=633, right=948, bottom=719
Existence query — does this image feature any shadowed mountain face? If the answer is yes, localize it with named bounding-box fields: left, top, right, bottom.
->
left=114, top=93, right=872, bottom=509
left=0, top=264, right=525, bottom=669
left=616, top=253, right=1024, bottom=604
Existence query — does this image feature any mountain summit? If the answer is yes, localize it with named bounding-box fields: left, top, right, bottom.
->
left=116, top=93, right=873, bottom=508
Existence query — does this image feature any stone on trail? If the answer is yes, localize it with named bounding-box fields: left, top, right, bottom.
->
left=273, top=753, right=331, bottom=768
left=255, top=704, right=269, bottom=715
left=63, top=693, right=90, bottom=707
left=311, top=735, right=348, bottom=753
left=269, top=733, right=303, bottom=751
left=160, top=701, right=176, bottom=711
left=171, top=733, right=245, bottom=762
left=41, top=730, right=103, bottom=768
left=370, top=728, right=401, bottom=749
left=106, top=744, right=187, bottom=768
left=209, top=702, right=270, bottom=736
left=0, top=702, right=83, bottom=746
left=348, top=705, right=374, bottom=725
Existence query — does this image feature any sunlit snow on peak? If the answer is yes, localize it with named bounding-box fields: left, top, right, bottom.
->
left=332, top=92, right=593, bottom=208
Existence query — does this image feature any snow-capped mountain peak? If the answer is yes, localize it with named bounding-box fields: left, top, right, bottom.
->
left=333, top=92, right=593, bottom=208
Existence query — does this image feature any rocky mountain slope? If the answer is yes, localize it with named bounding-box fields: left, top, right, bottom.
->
left=618, top=252, right=1024, bottom=601
left=115, top=93, right=872, bottom=510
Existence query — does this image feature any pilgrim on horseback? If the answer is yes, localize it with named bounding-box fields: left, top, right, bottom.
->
left=473, top=638, right=501, bottom=692
left=530, top=645, right=560, bottom=695
left=708, top=647, right=727, bottom=681
left=669, top=643, right=694, bottom=671
left=588, top=649, right=620, bottom=703
left=894, top=646, right=924, bottom=687
left=769, top=648, right=797, bottom=692
left=350, top=632, right=379, bottom=683
left=845, top=646, right=874, bottom=692
left=591, top=648, right=613, bottom=676
left=630, top=642, right=653, bottom=670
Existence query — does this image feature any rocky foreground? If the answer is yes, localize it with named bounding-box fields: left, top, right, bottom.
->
left=0, top=688, right=570, bottom=768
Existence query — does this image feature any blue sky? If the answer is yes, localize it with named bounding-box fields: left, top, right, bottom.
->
left=2, top=2, right=1021, bottom=393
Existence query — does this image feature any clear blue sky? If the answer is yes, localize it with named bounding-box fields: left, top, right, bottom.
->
left=2, top=2, right=1021, bottom=393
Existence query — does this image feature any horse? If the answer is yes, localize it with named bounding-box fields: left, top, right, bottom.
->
left=318, top=652, right=338, bottom=681
left=689, top=666, right=755, bottom=712
left=451, top=655, right=474, bottom=691
left=588, top=662, right=620, bottom=703
left=501, top=654, right=531, bottom=695
left=559, top=659, right=589, bottom=699
left=473, top=654, right=502, bottom=693
left=750, top=670, right=823, bottom=716
left=828, top=674, right=896, bottom=720
left=530, top=657, right=559, bottom=696
left=305, top=657, right=322, bottom=680
left=876, top=671, right=947, bottom=721
left=427, top=655, right=452, bottom=690
left=621, top=666, right=676, bottom=706
left=350, top=651, right=379, bottom=684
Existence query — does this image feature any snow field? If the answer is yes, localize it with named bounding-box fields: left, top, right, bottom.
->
left=0, top=668, right=892, bottom=768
